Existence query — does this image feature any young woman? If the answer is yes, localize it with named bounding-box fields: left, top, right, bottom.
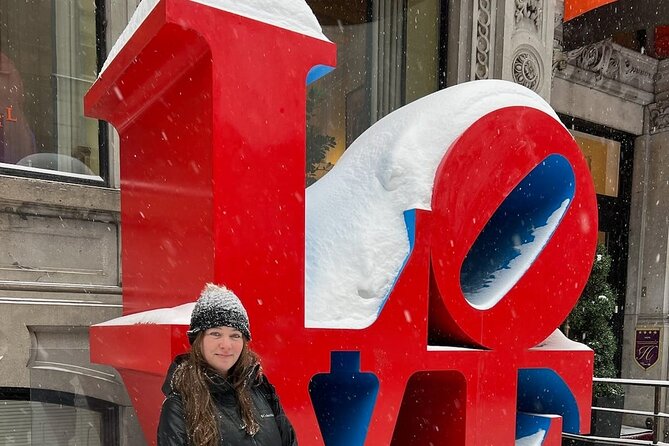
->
left=158, top=283, right=297, bottom=446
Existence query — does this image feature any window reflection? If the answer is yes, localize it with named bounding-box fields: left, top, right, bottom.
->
left=571, top=129, right=621, bottom=197
left=0, top=399, right=103, bottom=445
left=0, top=0, right=101, bottom=178
left=306, top=0, right=443, bottom=184
left=0, top=52, right=36, bottom=164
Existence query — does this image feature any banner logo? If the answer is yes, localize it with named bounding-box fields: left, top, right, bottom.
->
left=635, top=328, right=661, bottom=370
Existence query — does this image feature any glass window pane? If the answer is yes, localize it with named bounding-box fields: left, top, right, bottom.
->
left=0, top=400, right=102, bottom=446
left=306, top=0, right=442, bottom=185
left=306, top=0, right=371, bottom=186
left=571, top=129, right=621, bottom=197
left=405, top=0, right=441, bottom=103
left=0, top=0, right=101, bottom=178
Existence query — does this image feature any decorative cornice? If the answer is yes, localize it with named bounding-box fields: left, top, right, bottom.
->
left=475, top=0, right=493, bottom=80
left=655, top=59, right=669, bottom=99
left=557, top=39, right=657, bottom=93
left=515, top=0, right=542, bottom=32
left=649, top=101, right=669, bottom=134
left=513, top=49, right=541, bottom=91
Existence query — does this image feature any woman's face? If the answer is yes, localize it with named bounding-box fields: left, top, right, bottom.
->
left=201, top=326, right=244, bottom=377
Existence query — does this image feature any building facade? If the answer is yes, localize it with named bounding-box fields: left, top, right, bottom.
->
left=0, top=0, right=668, bottom=443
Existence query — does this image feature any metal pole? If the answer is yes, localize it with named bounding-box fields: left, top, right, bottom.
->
left=654, top=385, right=661, bottom=444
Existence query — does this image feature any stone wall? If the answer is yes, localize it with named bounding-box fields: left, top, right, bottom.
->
left=0, top=1, right=144, bottom=444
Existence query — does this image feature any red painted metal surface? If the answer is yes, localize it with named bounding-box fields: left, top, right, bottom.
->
left=429, top=107, right=597, bottom=351
left=85, top=1, right=597, bottom=444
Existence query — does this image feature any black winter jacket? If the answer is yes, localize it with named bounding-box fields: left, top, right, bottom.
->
left=157, top=356, right=297, bottom=446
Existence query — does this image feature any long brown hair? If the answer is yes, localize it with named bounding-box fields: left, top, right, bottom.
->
left=172, top=332, right=261, bottom=446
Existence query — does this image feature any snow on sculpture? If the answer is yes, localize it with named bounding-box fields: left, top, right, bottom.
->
left=100, top=0, right=329, bottom=74
left=86, top=0, right=598, bottom=445
left=305, top=80, right=563, bottom=328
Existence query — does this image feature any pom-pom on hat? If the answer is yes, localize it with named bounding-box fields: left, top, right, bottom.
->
left=187, top=283, right=251, bottom=344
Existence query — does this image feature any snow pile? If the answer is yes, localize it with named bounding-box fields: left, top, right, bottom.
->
left=96, top=302, right=194, bottom=326
left=515, top=429, right=546, bottom=446
left=101, top=0, right=328, bottom=74
left=532, top=329, right=591, bottom=351
left=193, top=0, right=327, bottom=41
left=306, top=80, right=559, bottom=328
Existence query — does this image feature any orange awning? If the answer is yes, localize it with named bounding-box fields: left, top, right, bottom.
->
left=564, top=0, right=617, bottom=21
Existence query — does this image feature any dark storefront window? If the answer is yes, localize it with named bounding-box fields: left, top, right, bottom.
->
left=0, top=0, right=106, bottom=183
left=306, top=0, right=446, bottom=184
left=0, top=387, right=118, bottom=445
left=563, top=114, right=634, bottom=371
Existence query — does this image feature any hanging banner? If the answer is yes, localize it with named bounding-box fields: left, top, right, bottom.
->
left=635, top=327, right=661, bottom=370
left=564, top=0, right=617, bottom=21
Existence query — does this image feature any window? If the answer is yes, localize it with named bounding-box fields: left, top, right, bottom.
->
left=570, top=129, right=621, bottom=198
left=306, top=0, right=446, bottom=185
left=562, top=114, right=634, bottom=371
left=0, top=0, right=106, bottom=183
left=0, top=388, right=119, bottom=446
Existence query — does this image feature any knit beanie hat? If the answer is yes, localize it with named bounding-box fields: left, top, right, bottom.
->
left=187, top=283, right=251, bottom=344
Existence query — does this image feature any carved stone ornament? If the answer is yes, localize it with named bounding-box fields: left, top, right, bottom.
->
left=553, top=0, right=564, bottom=27
left=563, top=39, right=655, bottom=84
left=649, top=101, right=669, bottom=134
left=475, top=0, right=493, bottom=80
left=552, top=40, right=568, bottom=75
left=515, top=0, right=542, bottom=31
left=512, top=50, right=541, bottom=91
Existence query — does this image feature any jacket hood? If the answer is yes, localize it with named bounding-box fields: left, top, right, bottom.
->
left=161, top=353, right=188, bottom=396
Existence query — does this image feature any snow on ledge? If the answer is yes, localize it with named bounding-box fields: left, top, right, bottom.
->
left=193, top=0, right=328, bottom=41
left=95, top=302, right=195, bottom=326
left=516, top=429, right=546, bottom=446
left=101, top=0, right=328, bottom=74
left=531, top=329, right=591, bottom=351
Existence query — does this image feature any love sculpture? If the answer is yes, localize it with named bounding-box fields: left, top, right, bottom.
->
left=85, top=1, right=597, bottom=445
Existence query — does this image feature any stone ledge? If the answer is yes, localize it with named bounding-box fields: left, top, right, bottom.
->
left=0, top=174, right=120, bottom=220
left=554, top=39, right=658, bottom=105
left=555, top=65, right=655, bottom=106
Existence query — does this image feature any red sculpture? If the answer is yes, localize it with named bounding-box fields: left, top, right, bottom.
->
left=85, top=1, right=597, bottom=444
